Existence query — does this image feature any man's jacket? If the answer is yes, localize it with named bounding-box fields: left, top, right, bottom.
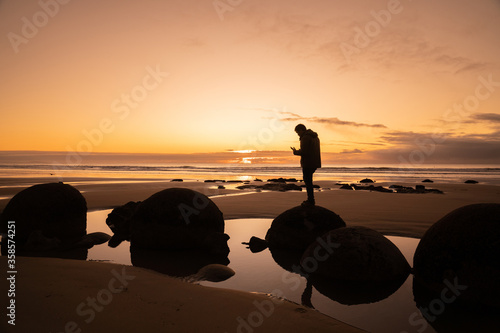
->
left=294, top=129, right=321, bottom=169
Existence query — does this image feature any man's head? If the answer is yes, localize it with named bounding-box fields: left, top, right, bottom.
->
left=295, top=124, right=306, bottom=137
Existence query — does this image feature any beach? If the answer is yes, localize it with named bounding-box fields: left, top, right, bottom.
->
left=1, top=177, right=499, bottom=332
left=2, top=177, right=499, bottom=237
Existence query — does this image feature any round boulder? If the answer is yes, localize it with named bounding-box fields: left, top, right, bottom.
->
left=413, top=203, right=500, bottom=309
left=130, top=188, right=229, bottom=256
left=301, top=226, right=411, bottom=282
left=265, top=205, right=346, bottom=250
left=0, top=183, right=87, bottom=252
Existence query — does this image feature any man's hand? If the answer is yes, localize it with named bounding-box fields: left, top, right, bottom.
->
left=290, top=146, right=296, bottom=152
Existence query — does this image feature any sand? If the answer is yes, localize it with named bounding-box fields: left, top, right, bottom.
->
left=1, top=178, right=499, bottom=332
left=0, top=257, right=365, bottom=333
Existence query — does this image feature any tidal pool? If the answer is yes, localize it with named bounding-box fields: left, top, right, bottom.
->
left=86, top=209, right=432, bottom=333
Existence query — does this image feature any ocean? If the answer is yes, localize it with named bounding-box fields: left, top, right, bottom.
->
left=1, top=162, right=499, bottom=185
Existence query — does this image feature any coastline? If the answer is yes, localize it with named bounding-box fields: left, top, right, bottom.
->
left=2, top=178, right=499, bottom=238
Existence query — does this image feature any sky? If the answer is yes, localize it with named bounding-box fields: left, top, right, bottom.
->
left=1, top=0, right=500, bottom=165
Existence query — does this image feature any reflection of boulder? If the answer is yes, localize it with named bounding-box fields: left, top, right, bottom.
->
left=301, top=226, right=410, bottom=283
left=131, top=247, right=232, bottom=282
left=413, top=203, right=500, bottom=309
left=268, top=245, right=406, bottom=306
left=265, top=205, right=346, bottom=250
left=413, top=276, right=498, bottom=333
left=107, top=188, right=229, bottom=256
left=0, top=183, right=109, bottom=258
left=311, top=274, right=407, bottom=305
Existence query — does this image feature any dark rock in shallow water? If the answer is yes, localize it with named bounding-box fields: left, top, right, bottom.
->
left=242, top=236, right=269, bottom=253
left=422, top=179, right=434, bottom=183
left=301, top=226, right=410, bottom=283
left=218, top=185, right=225, bottom=189
left=129, top=188, right=229, bottom=256
left=0, top=183, right=87, bottom=252
left=263, top=183, right=302, bottom=191
left=265, top=205, right=346, bottom=250
left=464, top=179, right=479, bottom=184
left=171, top=179, right=183, bottom=182
left=413, top=203, right=500, bottom=309
left=360, top=178, right=375, bottom=183
left=339, top=184, right=353, bottom=190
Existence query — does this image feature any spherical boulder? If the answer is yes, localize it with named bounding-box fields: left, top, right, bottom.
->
left=129, top=188, right=228, bottom=256
left=106, top=201, right=141, bottom=247
left=0, top=183, right=87, bottom=252
left=301, top=226, right=411, bottom=283
left=265, top=205, right=346, bottom=250
left=413, top=203, right=500, bottom=309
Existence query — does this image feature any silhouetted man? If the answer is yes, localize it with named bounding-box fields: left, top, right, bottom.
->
left=291, top=124, right=321, bottom=205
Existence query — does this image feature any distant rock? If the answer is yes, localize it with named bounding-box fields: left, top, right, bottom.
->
left=301, top=226, right=410, bottom=283
left=265, top=205, right=346, bottom=250
left=236, top=183, right=303, bottom=192
left=171, top=179, right=183, bottom=182
left=351, top=184, right=392, bottom=193
left=360, top=178, right=375, bottom=183
left=389, top=184, right=443, bottom=194
left=422, top=179, right=434, bottom=183
left=267, top=177, right=297, bottom=183
left=217, top=185, right=225, bottom=189
left=339, top=184, right=353, bottom=190
left=464, top=180, right=479, bottom=184
left=413, top=203, right=500, bottom=309
left=226, top=180, right=243, bottom=183
left=204, top=179, right=225, bottom=183
left=254, top=178, right=263, bottom=182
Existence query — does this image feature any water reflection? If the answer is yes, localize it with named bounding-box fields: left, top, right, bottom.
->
left=412, top=276, right=499, bottom=332
left=130, top=246, right=232, bottom=282
left=268, top=246, right=408, bottom=307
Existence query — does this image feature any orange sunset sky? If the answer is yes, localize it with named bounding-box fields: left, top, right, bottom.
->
left=1, top=0, right=500, bottom=165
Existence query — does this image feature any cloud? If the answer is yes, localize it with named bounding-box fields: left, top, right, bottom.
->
left=367, top=130, right=500, bottom=164
left=278, top=111, right=387, bottom=128
left=470, top=113, right=500, bottom=123
left=341, top=148, right=363, bottom=154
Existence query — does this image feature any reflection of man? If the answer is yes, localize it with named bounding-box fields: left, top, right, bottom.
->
left=290, top=124, right=321, bottom=206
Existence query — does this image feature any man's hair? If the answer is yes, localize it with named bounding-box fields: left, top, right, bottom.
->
left=295, top=124, right=306, bottom=132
